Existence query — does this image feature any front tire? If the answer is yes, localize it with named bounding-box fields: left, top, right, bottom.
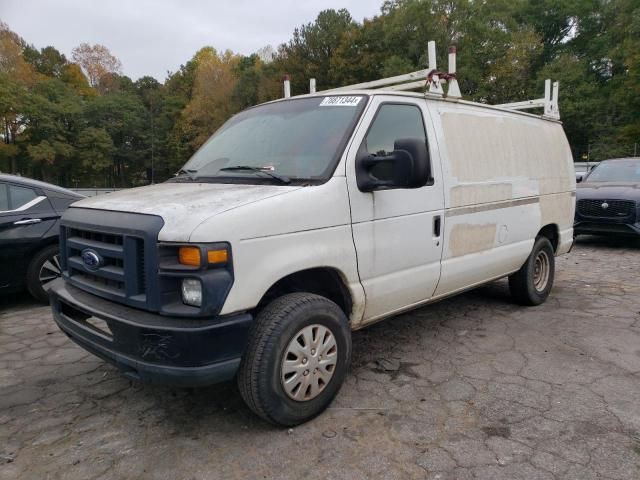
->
left=509, top=236, right=555, bottom=306
left=237, top=293, right=351, bottom=426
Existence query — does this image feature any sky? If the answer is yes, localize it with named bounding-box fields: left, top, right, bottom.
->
left=0, top=0, right=383, bottom=81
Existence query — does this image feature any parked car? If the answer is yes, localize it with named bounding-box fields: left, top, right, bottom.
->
left=0, top=174, right=84, bottom=302
left=574, top=158, right=640, bottom=237
left=48, top=77, right=575, bottom=426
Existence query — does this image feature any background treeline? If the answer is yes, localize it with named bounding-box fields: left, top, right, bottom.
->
left=1, top=0, right=639, bottom=187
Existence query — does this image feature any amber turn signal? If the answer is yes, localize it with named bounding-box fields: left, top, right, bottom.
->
left=178, top=246, right=201, bottom=266
left=207, top=249, right=228, bottom=264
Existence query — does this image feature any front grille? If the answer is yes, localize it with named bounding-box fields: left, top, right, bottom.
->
left=59, top=208, right=164, bottom=311
left=577, top=199, right=636, bottom=219
left=65, top=226, right=146, bottom=301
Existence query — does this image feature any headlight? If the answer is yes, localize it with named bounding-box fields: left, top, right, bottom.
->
left=181, top=278, right=202, bottom=307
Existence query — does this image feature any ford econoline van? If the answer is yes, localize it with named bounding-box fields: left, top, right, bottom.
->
left=49, top=59, right=575, bottom=425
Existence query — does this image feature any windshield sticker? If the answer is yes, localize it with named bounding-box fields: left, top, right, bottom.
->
left=319, top=96, right=362, bottom=107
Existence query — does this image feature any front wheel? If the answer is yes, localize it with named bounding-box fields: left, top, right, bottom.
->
left=237, top=293, right=351, bottom=426
left=509, top=236, right=555, bottom=306
left=26, top=244, right=62, bottom=303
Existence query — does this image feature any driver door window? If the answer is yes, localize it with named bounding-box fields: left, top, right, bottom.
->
left=362, top=104, right=428, bottom=181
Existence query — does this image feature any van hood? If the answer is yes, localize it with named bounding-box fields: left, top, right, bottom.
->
left=71, top=182, right=302, bottom=241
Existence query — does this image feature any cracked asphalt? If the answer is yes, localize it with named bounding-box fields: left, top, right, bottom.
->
left=1, top=236, right=640, bottom=480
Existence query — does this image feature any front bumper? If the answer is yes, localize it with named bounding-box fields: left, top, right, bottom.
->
left=573, top=220, right=640, bottom=237
left=49, top=279, right=252, bottom=387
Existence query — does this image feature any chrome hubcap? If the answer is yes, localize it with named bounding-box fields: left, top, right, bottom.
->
left=39, top=254, right=62, bottom=289
left=281, top=324, right=338, bottom=402
left=533, top=250, right=550, bottom=292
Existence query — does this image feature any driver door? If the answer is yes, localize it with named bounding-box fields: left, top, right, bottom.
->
left=346, top=97, right=445, bottom=324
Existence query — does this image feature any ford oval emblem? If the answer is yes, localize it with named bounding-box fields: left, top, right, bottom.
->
left=81, top=249, right=103, bottom=270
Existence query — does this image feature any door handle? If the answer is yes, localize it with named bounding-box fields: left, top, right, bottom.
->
left=433, top=215, right=441, bottom=237
left=13, top=218, right=42, bottom=225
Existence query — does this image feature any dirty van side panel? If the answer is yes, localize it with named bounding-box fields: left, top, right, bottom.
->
left=427, top=103, right=575, bottom=297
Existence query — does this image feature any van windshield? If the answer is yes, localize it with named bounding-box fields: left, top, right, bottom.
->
left=176, top=95, right=367, bottom=184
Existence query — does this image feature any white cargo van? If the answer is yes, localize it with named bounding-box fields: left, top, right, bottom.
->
left=49, top=46, right=575, bottom=425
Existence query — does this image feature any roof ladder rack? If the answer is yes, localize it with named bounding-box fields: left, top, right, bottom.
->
left=318, top=41, right=462, bottom=97
left=280, top=40, right=559, bottom=120
left=283, top=41, right=462, bottom=97
left=497, top=79, right=560, bottom=119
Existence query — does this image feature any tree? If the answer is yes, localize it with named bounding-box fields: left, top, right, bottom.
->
left=71, top=43, right=122, bottom=89
left=0, top=23, right=39, bottom=172
left=21, top=78, right=83, bottom=182
left=23, top=45, right=67, bottom=77
left=60, top=63, right=96, bottom=98
left=279, top=9, right=356, bottom=91
left=84, top=91, right=150, bottom=187
left=77, top=127, right=115, bottom=184
left=177, top=47, right=240, bottom=150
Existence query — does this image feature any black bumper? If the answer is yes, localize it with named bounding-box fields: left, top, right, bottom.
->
left=49, top=279, right=253, bottom=387
left=573, top=220, right=640, bottom=237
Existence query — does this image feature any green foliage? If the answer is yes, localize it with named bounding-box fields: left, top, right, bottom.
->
left=23, top=45, right=67, bottom=77
left=1, top=1, right=639, bottom=184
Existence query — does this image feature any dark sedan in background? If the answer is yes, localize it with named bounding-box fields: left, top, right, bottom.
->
left=574, top=158, right=640, bottom=237
left=0, top=174, right=83, bottom=302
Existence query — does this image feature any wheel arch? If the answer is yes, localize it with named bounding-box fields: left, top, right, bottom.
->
left=537, top=223, right=559, bottom=253
left=256, top=267, right=354, bottom=320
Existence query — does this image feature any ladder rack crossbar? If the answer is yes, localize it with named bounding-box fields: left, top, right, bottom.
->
left=323, top=69, right=429, bottom=92
left=496, top=98, right=546, bottom=110
left=495, top=79, right=560, bottom=119
left=383, top=79, right=427, bottom=92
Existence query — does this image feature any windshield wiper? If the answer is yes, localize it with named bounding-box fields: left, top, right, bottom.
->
left=219, top=166, right=291, bottom=184
left=174, top=168, right=198, bottom=181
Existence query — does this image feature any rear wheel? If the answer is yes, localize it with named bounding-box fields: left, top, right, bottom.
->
left=509, top=236, right=555, bottom=306
left=237, top=293, right=351, bottom=426
left=26, top=244, right=62, bottom=303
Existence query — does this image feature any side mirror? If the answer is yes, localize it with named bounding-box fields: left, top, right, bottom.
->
left=355, top=138, right=430, bottom=192
left=576, top=174, right=583, bottom=183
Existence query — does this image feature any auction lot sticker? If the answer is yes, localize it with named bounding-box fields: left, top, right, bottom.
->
left=319, top=96, right=362, bottom=107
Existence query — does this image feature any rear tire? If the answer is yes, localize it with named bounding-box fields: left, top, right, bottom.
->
left=26, top=244, right=62, bottom=303
left=509, top=236, right=555, bottom=306
left=237, top=293, right=351, bottom=426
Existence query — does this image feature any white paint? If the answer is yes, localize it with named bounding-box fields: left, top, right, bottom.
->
left=427, top=40, right=444, bottom=95
left=446, top=46, right=461, bottom=98
left=283, top=78, right=291, bottom=98
left=323, top=69, right=429, bottom=92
